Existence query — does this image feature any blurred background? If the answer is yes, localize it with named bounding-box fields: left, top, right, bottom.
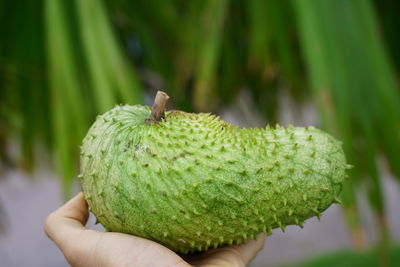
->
left=0, top=0, right=400, bottom=266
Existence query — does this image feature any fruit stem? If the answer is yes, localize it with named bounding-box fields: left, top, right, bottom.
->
left=145, top=90, right=170, bottom=125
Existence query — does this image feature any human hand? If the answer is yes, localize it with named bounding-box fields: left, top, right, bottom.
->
left=44, top=193, right=265, bottom=267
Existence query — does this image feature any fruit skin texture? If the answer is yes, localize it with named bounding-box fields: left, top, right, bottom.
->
left=80, top=104, right=348, bottom=254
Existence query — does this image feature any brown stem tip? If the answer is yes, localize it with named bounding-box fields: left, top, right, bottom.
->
left=145, top=90, right=170, bottom=125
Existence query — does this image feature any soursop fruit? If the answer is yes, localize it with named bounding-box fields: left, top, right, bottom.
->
left=79, top=91, right=349, bottom=254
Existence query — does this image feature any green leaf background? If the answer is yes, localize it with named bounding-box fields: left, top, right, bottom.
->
left=0, top=0, right=399, bottom=257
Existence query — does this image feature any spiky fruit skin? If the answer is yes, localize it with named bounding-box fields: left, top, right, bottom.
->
left=80, top=104, right=348, bottom=254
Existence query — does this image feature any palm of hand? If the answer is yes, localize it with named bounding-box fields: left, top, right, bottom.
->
left=45, top=193, right=265, bottom=267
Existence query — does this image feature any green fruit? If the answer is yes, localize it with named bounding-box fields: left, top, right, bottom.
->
left=80, top=93, right=349, bottom=254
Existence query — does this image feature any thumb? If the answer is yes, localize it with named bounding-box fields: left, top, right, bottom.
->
left=44, top=192, right=89, bottom=249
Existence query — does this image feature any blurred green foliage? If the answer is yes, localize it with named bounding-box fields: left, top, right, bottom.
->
left=292, top=245, right=400, bottom=267
left=0, top=0, right=399, bottom=256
